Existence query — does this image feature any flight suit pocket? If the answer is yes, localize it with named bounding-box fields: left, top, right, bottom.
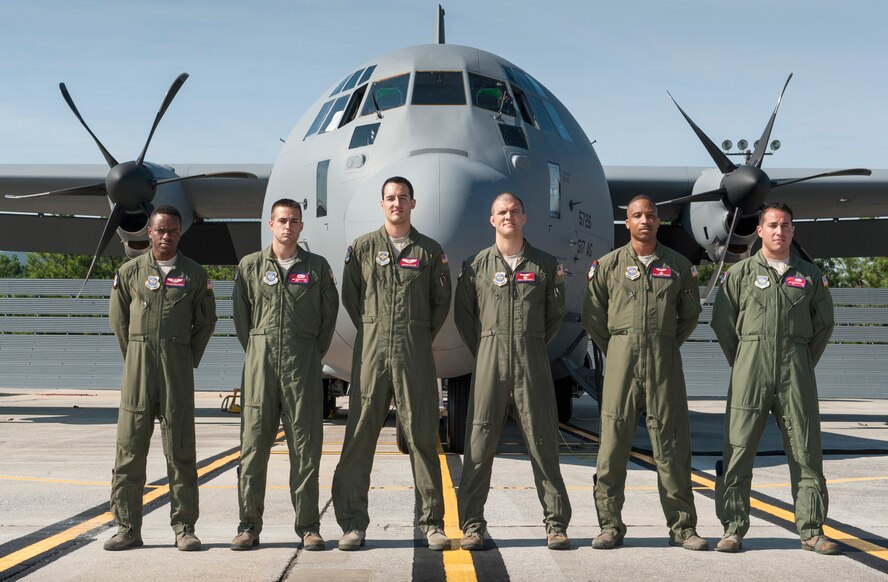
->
left=646, top=416, right=674, bottom=464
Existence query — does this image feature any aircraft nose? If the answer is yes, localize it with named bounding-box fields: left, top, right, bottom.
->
left=345, top=153, right=510, bottom=263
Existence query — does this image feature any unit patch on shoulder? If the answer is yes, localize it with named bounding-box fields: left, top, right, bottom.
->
left=345, top=245, right=353, bottom=264
left=651, top=266, right=672, bottom=279
left=145, top=275, right=161, bottom=290
left=556, top=263, right=565, bottom=278
left=822, top=274, right=829, bottom=288
left=754, top=275, right=770, bottom=289
left=399, top=257, right=420, bottom=270
left=785, top=276, right=806, bottom=288
left=625, top=266, right=641, bottom=281
left=493, top=272, right=508, bottom=287
left=441, top=253, right=449, bottom=265
left=515, top=271, right=536, bottom=283
left=376, top=251, right=391, bottom=266
left=264, top=271, right=279, bottom=286
left=289, top=273, right=310, bottom=285
left=587, top=260, right=599, bottom=281
left=690, top=265, right=698, bottom=278
left=165, top=276, right=185, bottom=288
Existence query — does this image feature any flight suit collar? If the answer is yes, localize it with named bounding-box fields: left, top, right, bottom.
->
left=145, top=251, right=182, bottom=271
left=375, top=224, right=419, bottom=246
left=491, top=238, right=533, bottom=270
left=752, top=249, right=800, bottom=273
left=626, top=241, right=662, bottom=261
left=262, top=244, right=304, bottom=269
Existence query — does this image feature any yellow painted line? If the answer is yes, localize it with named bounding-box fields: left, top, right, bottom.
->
left=437, top=439, right=476, bottom=582
left=0, top=433, right=277, bottom=576
left=559, top=423, right=888, bottom=563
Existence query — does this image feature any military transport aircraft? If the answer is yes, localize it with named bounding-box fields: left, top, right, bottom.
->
left=1, top=7, right=885, bottom=452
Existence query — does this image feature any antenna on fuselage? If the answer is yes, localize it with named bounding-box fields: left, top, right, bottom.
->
left=436, top=4, right=445, bottom=44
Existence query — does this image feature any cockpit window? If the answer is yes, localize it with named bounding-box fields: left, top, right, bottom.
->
left=412, top=71, right=466, bottom=105
left=503, top=65, right=573, bottom=142
left=468, top=73, right=516, bottom=117
left=329, top=74, right=350, bottom=97
left=320, top=95, right=350, bottom=133
left=360, top=73, right=410, bottom=116
left=349, top=123, right=380, bottom=149
left=304, top=100, right=335, bottom=140
left=342, top=69, right=364, bottom=93
left=358, top=65, right=377, bottom=85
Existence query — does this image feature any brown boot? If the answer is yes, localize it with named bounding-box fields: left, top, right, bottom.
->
left=801, top=535, right=840, bottom=555
left=547, top=531, right=570, bottom=550
left=302, top=532, right=325, bottom=551
left=591, top=530, right=624, bottom=549
left=460, top=532, right=484, bottom=551
left=715, top=533, right=742, bottom=553
left=103, top=532, right=143, bottom=551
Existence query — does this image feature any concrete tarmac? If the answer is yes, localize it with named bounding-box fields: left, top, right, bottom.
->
left=1, top=388, right=887, bottom=581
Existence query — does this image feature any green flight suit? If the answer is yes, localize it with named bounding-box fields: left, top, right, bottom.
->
left=109, top=252, right=217, bottom=536
left=582, top=242, right=701, bottom=542
left=455, top=241, right=571, bottom=536
left=233, top=246, right=339, bottom=537
left=332, top=226, right=451, bottom=534
left=711, top=251, right=834, bottom=539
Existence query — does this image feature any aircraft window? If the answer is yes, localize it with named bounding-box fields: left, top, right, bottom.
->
left=320, top=95, right=350, bottom=133
left=542, top=101, right=573, bottom=142
left=358, top=65, right=377, bottom=85
left=468, top=73, right=516, bottom=116
left=330, top=74, right=350, bottom=97
left=360, top=73, right=410, bottom=116
left=316, top=160, right=329, bottom=218
left=527, top=95, right=557, bottom=134
left=412, top=71, right=466, bottom=105
left=548, top=162, right=561, bottom=219
left=343, top=69, right=364, bottom=92
left=339, top=84, right=369, bottom=129
left=498, top=123, right=528, bottom=149
left=510, top=84, right=535, bottom=125
left=349, top=123, right=380, bottom=149
left=304, top=100, right=335, bottom=139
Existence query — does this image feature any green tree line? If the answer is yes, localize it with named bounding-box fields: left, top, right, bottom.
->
left=2, top=252, right=887, bottom=287
left=0, top=253, right=236, bottom=280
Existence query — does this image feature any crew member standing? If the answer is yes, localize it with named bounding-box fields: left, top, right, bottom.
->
left=711, top=202, right=838, bottom=555
left=455, top=192, right=572, bottom=551
left=105, top=206, right=217, bottom=552
left=230, top=198, right=339, bottom=551
left=331, top=176, right=452, bottom=551
left=582, top=195, right=708, bottom=551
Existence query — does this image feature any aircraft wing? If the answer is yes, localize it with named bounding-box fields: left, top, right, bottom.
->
left=0, top=164, right=271, bottom=262
left=605, top=166, right=888, bottom=258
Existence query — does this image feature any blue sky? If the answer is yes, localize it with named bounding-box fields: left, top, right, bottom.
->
left=1, top=0, right=885, bottom=169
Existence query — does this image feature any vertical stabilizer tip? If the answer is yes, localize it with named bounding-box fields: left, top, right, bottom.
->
left=436, top=5, right=446, bottom=44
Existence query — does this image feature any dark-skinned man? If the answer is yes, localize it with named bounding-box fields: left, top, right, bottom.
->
left=104, top=206, right=217, bottom=552
left=455, top=192, right=572, bottom=551
left=230, top=198, right=339, bottom=551
left=582, top=195, right=708, bottom=551
left=332, top=176, right=452, bottom=551
left=711, top=202, right=838, bottom=555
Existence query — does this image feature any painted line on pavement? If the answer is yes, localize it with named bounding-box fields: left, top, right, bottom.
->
left=436, top=438, right=477, bottom=582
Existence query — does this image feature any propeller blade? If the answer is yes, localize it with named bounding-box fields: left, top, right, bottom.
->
left=59, top=83, right=119, bottom=168
left=749, top=73, right=793, bottom=168
left=77, top=204, right=125, bottom=298
left=653, top=187, right=726, bottom=208
left=667, top=92, right=736, bottom=174
left=701, top=207, right=741, bottom=304
left=153, top=171, right=259, bottom=186
left=792, top=238, right=814, bottom=263
left=772, top=167, right=872, bottom=189
left=5, top=182, right=107, bottom=199
left=135, top=73, right=189, bottom=167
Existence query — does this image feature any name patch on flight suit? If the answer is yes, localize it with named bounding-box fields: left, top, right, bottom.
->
left=625, top=266, right=641, bottom=280
left=587, top=260, right=598, bottom=281
left=754, top=275, right=770, bottom=289
left=515, top=271, right=536, bottom=283
left=376, top=251, right=391, bottom=266
left=785, top=276, right=806, bottom=288
left=165, top=276, right=185, bottom=288
left=399, top=257, right=420, bottom=269
left=493, top=272, right=507, bottom=287
left=651, top=267, right=672, bottom=278
left=145, top=275, right=161, bottom=290
left=264, top=271, right=279, bottom=285
left=289, top=273, right=310, bottom=285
